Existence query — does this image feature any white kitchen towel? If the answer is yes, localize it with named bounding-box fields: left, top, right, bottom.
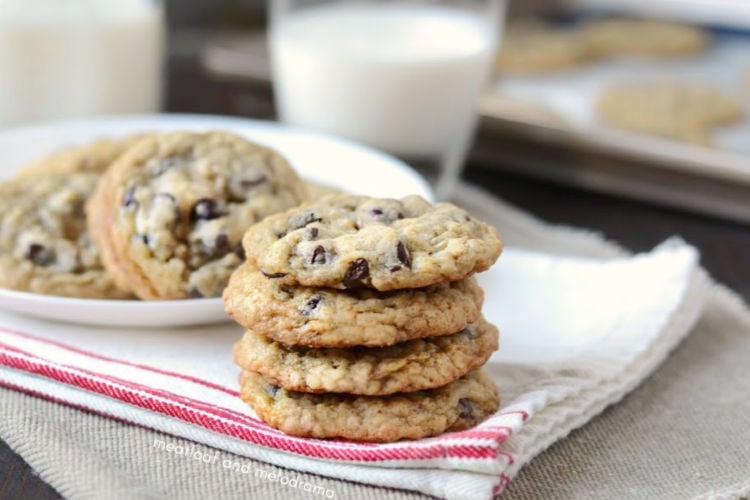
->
left=0, top=239, right=707, bottom=499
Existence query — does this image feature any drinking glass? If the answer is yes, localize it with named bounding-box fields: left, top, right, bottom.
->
left=268, top=0, right=505, bottom=199
left=0, top=0, right=164, bottom=126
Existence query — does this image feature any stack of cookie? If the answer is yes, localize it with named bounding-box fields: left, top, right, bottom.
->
left=225, top=194, right=504, bottom=442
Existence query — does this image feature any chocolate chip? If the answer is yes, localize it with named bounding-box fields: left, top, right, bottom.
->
left=191, top=198, right=227, bottom=221
left=200, top=233, right=229, bottom=256
left=309, top=227, right=319, bottom=239
left=25, top=244, right=54, bottom=266
left=310, top=245, right=326, bottom=265
left=458, top=398, right=474, bottom=419
left=214, top=234, right=229, bottom=252
left=288, top=211, right=322, bottom=230
left=123, top=188, right=137, bottom=208
left=343, top=258, right=369, bottom=288
left=240, top=175, right=267, bottom=188
left=465, top=215, right=471, bottom=222
left=397, top=212, right=404, bottom=219
left=154, top=156, right=182, bottom=176
left=141, top=234, right=150, bottom=246
left=234, top=242, right=246, bottom=260
left=371, top=208, right=383, bottom=216
left=396, top=241, right=411, bottom=268
left=301, top=295, right=321, bottom=317
left=261, top=270, right=287, bottom=279
left=188, top=288, right=204, bottom=298
left=389, top=265, right=401, bottom=272
left=264, top=384, right=280, bottom=397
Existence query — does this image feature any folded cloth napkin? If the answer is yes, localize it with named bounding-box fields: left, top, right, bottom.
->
left=0, top=223, right=708, bottom=500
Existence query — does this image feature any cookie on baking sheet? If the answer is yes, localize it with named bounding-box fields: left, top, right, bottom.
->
left=16, top=134, right=147, bottom=178
left=242, top=194, right=502, bottom=291
left=597, top=80, right=742, bottom=145
left=584, top=18, right=709, bottom=57
left=497, top=19, right=593, bottom=73
left=0, top=172, right=131, bottom=299
left=86, top=130, right=307, bottom=300
left=233, top=317, right=498, bottom=395
left=239, top=369, right=499, bottom=442
left=224, top=261, right=484, bottom=347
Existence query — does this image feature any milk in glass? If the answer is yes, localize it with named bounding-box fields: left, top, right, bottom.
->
left=270, top=3, right=496, bottom=159
left=0, top=0, right=164, bottom=125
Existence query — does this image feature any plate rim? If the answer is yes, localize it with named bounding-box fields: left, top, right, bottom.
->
left=0, top=113, right=433, bottom=321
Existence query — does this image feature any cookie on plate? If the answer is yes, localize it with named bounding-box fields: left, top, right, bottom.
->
left=584, top=18, right=709, bottom=57
left=597, top=80, right=742, bottom=145
left=16, top=135, right=147, bottom=178
left=224, top=261, right=484, bottom=347
left=233, top=317, right=498, bottom=395
left=87, top=131, right=307, bottom=299
left=239, top=369, right=499, bottom=441
left=242, top=194, right=502, bottom=291
left=0, top=134, right=151, bottom=298
left=0, top=172, right=131, bottom=299
left=303, top=180, right=344, bottom=200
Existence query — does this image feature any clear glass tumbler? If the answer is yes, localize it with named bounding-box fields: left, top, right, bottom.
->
left=268, top=0, right=505, bottom=199
left=0, top=0, right=164, bottom=126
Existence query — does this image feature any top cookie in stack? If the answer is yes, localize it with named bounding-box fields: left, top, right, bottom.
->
left=240, top=194, right=501, bottom=291
left=225, top=194, right=503, bottom=442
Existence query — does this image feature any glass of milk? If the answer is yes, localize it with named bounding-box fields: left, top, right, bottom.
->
left=269, top=0, right=504, bottom=199
left=0, top=0, right=164, bottom=126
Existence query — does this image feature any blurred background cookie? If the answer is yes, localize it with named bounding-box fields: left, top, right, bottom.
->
left=496, top=18, right=593, bottom=73
left=584, top=18, right=710, bottom=58
left=0, top=172, right=132, bottom=299
left=597, top=80, right=742, bottom=145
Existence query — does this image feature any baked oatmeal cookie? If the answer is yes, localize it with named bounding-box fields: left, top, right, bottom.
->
left=0, top=172, right=131, bottom=298
left=233, top=317, right=498, bottom=395
left=239, top=369, right=499, bottom=442
left=597, top=80, right=742, bottom=145
left=86, top=131, right=306, bottom=299
left=497, top=19, right=593, bottom=73
left=242, top=194, right=502, bottom=291
left=584, top=18, right=709, bottom=57
left=224, top=261, right=483, bottom=346
left=16, top=134, right=146, bottom=178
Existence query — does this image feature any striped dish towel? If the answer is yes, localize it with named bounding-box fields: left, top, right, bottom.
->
left=0, top=241, right=707, bottom=499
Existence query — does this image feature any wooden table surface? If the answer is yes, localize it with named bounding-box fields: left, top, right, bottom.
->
left=2, top=51, right=749, bottom=500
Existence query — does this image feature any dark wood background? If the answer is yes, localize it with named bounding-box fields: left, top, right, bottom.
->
left=2, top=13, right=749, bottom=499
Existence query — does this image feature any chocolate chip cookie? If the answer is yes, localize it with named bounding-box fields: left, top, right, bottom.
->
left=584, top=18, right=709, bottom=58
left=234, top=317, right=498, bottom=395
left=597, top=80, right=742, bottom=145
left=0, top=134, right=147, bottom=297
left=242, top=194, right=502, bottom=291
left=224, top=261, right=484, bottom=347
left=239, top=369, right=499, bottom=442
left=87, top=131, right=307, bottom=299
left=303, top=180, right=343, bottom=200
left=16, top=135, right=147, bottom=178
left=0, top=172, right=131, bottom=298
left=497, top=19, right=593, bottom=73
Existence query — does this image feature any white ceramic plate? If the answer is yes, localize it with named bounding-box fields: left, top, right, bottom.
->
left=0, top=114, right=433, bottom=327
